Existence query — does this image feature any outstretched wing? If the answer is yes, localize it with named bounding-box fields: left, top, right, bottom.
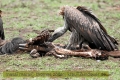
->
left=64, top=6, right=118, bottom=51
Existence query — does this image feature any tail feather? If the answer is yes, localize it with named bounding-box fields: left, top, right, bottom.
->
left=103, top=33, right=118, bottom=51
left=96, top=29, right=118, bottom=51
left=107, top=35, right=118, bottom=45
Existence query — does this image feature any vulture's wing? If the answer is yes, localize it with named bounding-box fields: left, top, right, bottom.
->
left=0, top=16, right=3, bottom=32
left=64, top=6, right=118, bottom=51
left=0, top=10, right=3, bottom=30
left=0, top=10, right=5, bottom=40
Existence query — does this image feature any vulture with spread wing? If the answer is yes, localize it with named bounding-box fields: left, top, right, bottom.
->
left=48, top=6, right=118, bottom=51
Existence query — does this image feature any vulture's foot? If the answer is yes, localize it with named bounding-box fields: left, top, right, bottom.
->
left=81, top=43, right=91, bottom=51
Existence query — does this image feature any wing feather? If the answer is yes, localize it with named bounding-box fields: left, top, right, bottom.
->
left=64, top=6, right=118, bottom=51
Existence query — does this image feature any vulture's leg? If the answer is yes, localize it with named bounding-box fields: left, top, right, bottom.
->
left=66, top=32, right=73, bottom=49
left=81, top=41, right=91, bottom=51
left=78, top=37, right=84, bottom=49
left=66, top=29, right=82, bottom=50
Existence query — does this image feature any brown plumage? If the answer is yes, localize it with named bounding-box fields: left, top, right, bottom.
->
left=61, top=6, right=118, bottom=51
left=27, top=29, right=53, bottom=45
left=0, top=10, right=5, bottom=40
left=19, top=29, right=54, bottom=53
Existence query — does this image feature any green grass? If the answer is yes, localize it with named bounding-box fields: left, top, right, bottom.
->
left=0, top=0, right=120, bottom=80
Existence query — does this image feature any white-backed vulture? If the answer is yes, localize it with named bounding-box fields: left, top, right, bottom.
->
left=48, top=6, right=118, bottom=51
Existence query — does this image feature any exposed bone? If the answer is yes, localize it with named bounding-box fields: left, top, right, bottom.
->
left=40, top=42, right=108, bottom=59
left=54, top=48, right=100, bottom=58
left=46, top=49, right=67, bottom=59
left=30, top=49, right=40, bottom=58
left=29, top=38, right=33, bottom=42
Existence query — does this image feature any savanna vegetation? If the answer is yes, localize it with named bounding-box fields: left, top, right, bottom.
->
left=0, top=0, right=120, bottom=80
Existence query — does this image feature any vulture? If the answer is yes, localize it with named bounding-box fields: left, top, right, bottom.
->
left=0, top=10, right=5, bottom=40
left=48, top=6, right=118, bottom=51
